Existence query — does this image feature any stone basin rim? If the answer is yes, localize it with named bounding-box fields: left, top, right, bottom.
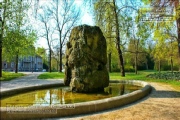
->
left=0, top=80, right=152, bottom=119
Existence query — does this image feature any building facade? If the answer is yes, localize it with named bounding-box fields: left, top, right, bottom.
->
left=2, top=55, right=43, bottom=72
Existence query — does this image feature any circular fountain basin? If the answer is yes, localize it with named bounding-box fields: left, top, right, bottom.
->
left=0, top=80, right=151, bottom=119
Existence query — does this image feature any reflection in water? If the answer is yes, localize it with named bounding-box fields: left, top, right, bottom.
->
left=1, top=83, right=141, bottom=107
left=121, top=84, right=125, bottom=95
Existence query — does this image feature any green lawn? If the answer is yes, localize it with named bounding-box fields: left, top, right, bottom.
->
left=1, top=71, right=179, bottom=90
left=0, top=71, right=24, bottom=81
left=37, top=72, right=64, bottom=79
left=110, top=70, right=159, bottom=80
left=110, top=71, right=180, bottom=90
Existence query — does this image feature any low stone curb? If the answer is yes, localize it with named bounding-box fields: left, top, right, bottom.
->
left=0, top=80, right=152, bottom=120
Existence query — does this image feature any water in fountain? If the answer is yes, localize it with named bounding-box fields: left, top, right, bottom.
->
left=0, top=83, right=142, bottom=107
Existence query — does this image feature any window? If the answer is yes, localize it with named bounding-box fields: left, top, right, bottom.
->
left=11, top=62, right=14, bottom=68
left=4, top=63, right=7, bottom=68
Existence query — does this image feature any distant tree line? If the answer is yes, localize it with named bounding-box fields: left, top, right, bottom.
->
left=93, top=0, right=180, bottom=75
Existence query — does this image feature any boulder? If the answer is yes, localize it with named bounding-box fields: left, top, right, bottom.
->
left=64, top=25, right=109, bottom=92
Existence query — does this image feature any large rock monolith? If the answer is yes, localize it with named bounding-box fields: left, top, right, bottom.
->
left=64, top=25, right=109, bottom=92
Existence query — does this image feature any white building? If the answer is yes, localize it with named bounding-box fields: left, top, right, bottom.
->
left=2, top=55, right=43, bottom=72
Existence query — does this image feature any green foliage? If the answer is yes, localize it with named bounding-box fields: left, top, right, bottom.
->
left=111, top=64, right=120, bottom=72
left=141, top=0, right=150, bottom=5
left=124, top=65, right=135, bottom=72
left=3, top=29, right=36, bottom=61
left=160, top=63, right=179, bottom=71
left=36, top=47, right=46, bottom=57
left=0, top=71, right=24, bottom=81
left=137, top=1, right=179, bottom=72
left=126, top=39, right=147, bottom=64
left=111, top=64, right=135, bottom=72
left=2, top=0, right=37, bottom=62
left=152, top=23, right=179, bottom=71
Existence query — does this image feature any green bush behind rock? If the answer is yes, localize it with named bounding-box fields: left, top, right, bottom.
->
left=146, top=72, right=180, bottom=80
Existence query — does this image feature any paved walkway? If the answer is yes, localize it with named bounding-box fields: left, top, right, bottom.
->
left=0, top=72, right=63, bottom=92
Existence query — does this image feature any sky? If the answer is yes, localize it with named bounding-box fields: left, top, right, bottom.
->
left=35, top=0, right=94, bottom=49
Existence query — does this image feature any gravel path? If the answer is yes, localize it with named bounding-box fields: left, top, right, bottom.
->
left=64, top=82, right=180, bottom=120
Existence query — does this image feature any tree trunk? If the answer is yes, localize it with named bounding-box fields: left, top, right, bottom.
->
left=177, top=18, right=180, bottom=71
left=0, top=34, right=2, bottom=77
left=108, top=52, right=111, bottom=72
left=59, top=45, right=62, bottom=72
left=0, top=0, right=6, bottom=77
left=113, top=0, right=125, bottom=77
left=57, top=60, right=59, bottom=72
left=135, top=53, right=138, bottom=74
left=146, top=62, right=148, bottom=70
left=158, top=60, right=161, bottom=73
left=15, top=54, right=19, bottom=73
left=117, top=38, right=125, bottom=77
left=120, top=84, right=125, bottom=95
left=173, top=0, right=180, bottom=71
left=49, top=49, right=52, bottom=72
left=170, top=56, right=173, bottom=73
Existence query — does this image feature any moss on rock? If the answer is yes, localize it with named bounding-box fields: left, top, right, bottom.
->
left=64, top=25, right=109, bottom=92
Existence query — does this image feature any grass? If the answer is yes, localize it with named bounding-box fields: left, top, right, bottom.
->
left=110, top=70, right=156, bottom=80
left=0, top=71, right=24, bottom=81
left=1, top=70, right=179, bottom=90
left=37, top=71, right=180, bottom=90
left=37, top=72, right=64, bottom=79
left=110, top=71, right=180, bottom=90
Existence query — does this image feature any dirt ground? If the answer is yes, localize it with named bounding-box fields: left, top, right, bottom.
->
left=65, top=82, right=180, bottom=120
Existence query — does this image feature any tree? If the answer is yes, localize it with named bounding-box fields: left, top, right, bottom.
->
left=152, top=39, right=168, bottom=72
left=112, top=0, right=125, bottom=76
left=50, top=0, right=80, bottom=72
left=51, top=47, right=60, bottom=71
left=174, top=0, right=180, bottom=71
left=127, top=39, right=147, bottom=74
left=141, top=0, right=180, bottom=70
left=3, top=29, right=36, bottom=72
left=94, top=0, right=115, bottom=72
left=0, top=0, right=8, bottom=77
left=93, top=0, right=143, bottom=75
left=36, top=47, right=48, bottom=71
left=94, top=0, right=127, bottom=76
left=37, top=4, right=56, bottom=73
left=1, top=0, right=36, bottom=74
left=152, top=22, right=179, bottom=72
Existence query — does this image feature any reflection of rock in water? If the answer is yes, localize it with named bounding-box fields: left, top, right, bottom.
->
left=109, top=87, right=112, bottom=94
left=120, top=84, right=125, bottom=95
left=64, top=25, right=109, bottom=93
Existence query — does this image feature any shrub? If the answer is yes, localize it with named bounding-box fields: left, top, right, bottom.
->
left=125, top=65, right=134, bottom=72
left=146, top=72, right=180, bottom=80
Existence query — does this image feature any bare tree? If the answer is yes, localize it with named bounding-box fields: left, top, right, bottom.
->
left=50, top=0, right=80, bottom=72
left=37, top=5, right=55, bottom=72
